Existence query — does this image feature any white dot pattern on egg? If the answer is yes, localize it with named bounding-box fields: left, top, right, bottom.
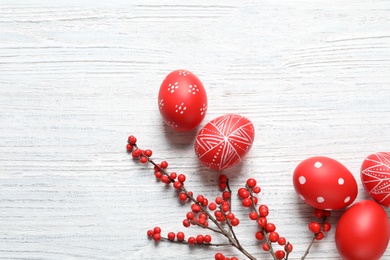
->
left=293, top=156, right=358, bottom=210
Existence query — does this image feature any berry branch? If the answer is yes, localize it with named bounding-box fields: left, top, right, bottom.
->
left=126, top=135, right=331, bottom=260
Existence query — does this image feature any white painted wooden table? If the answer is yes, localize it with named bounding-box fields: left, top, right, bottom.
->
left=1, top=1, right=389, bottom=259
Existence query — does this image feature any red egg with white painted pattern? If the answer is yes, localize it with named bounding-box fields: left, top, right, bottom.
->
left=293, top=156, right=358, bottom=210
left=158, top=70, right=207, bottom=132
left=194, top=114, right=255, bottom=171
left=361, top=152, right=390, bottom=207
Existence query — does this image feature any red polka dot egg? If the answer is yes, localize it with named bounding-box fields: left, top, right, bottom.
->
left=194, top=114, right=255, bottom=170
left=158, top=69, right=207, bottom=132
left=361, top=152, right=390, bottom=207
left=293, top=156, right=358, bottom=210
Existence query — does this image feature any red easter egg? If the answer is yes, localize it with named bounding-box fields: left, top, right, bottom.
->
left=361, top=152, right=390, bottom=207
left=194, top=114, right=255, bottom=170
left=158, top=70, right=207, bottom=132
left=336, top=200, right=390, bottom=260
left=293, top=156, right=358, bottom=210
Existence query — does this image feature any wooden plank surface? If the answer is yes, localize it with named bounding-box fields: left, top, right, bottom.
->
left=0, top=0, right=389, bottom=259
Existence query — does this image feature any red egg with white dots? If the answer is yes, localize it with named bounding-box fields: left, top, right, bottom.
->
left=293, top=156, right=358, bottom=210
left=194, top=114, right=255, bottom=171
left=361, top=152, right=390, bottom=207
left=158, top=69, right=207, bottom=132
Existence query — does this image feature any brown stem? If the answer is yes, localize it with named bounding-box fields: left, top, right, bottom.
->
left=301, top=236, right=316, bottom=260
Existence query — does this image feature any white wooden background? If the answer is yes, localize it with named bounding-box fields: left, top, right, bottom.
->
left=1, top=0, right=389, bottom=259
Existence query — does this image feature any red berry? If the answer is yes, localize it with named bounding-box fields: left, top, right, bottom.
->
left=246, top=178, right=257, bottom=188
left=242, top=198, right=252, bottom=207
left=196, top=235, right=204, bottom=244
left=196, top=195, right=204, bottom=204
left=215, top=196, right=223, bottom=205
left=313, top=208, right=324, bottom=218
left=278, top=237, right=287, bottom=246
left=257, top=217, right=267, bottom=228
left=167, top=232, right=175, bottom=241
left=262, top=243, right=270, bottom=251
left=285, top=243, right=293, bottom=253
left=226, top=212, right=235, bottom=220
left=322, top=222, right=331, bottom=232
left=173, top=181, right=182, bottom=189
left=147, top=229, right=154, bottom=237
left=265, top=223, right=276, bottom=233
left=144, top=149, right=152, bottom=157
left=309, top=222, right=321, bottom=234
left=269, top=231, right=279, bottom=242
left=198, top=218, right=206, bottom=225
left=259, top=204, right=269, bottom=217
left=177, top=231, right=185, bottom=241
left=230, top=257, right=238, bottom=260
left=275, top=250, right=286, bottom=260
left=218, top=182, right=227, bottom=190
left=199, top=213, right=207, bottom=219
left=208, top=202, right=217, bottom=211
left=155, top=171, right=163, bottom=179
left=186, top=212, right=194, bottom=220
left=238, top=188, right=250, bottom=199
left=188, top=236, right=196, bottom=245
left=153, top=233, right=161, bottom=241
left=178, top=174, right=186, bottom=183
left=219, top=174, right=228, bottom=183
left=255, top=231, right=264, bottom=240
left=191, top=204, right=201, bottom=213
left=204, top=235, right=212, bottom=243
left=202, top=198, right=209, bottom=207
left=160, top=161, right=168, bottom=169
left=230, top=218, right=240, bottom=226
left=131, top=148, right=142, bottom=158
left=126, top=144, right=133, bottom=151
left=169, top=172, right=177, bottom=180
left=179, top=192, right=187, bottom=201
left=153, top=227, right=161, bottom=234
left=161, top=175, right=170, bottom=184
left=183, top=219, right=190, bottom=227
left=315, top=232, right=324, bottom=240
left=249, top=211, right=258, bottom=220
left=253, top=186, right=261, bottom=194
left=128, top=135, right=137, bottom=145
left=139, top=156, right=148, bottom=164
left=222, top=191, right=231, bottom=200
left=215, top=253, right=224, bottom=260
left=214, top=210, right=223, bottom=218
left=222, top=203, right=230, bottom=212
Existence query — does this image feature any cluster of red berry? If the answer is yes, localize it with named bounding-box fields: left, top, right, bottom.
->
left=237, top=178, right=293, bottom=260
left=126, top=135, right=330, bottom=260
left=309, top=209, right=332, bottom=240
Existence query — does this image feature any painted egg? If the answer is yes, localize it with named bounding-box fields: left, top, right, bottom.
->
left=194, top=114, right=255, bottom=170
left=158, top=69, right=207, bottom=132
left=336, top=200, right=390, bottom=260
left=361, top=152, right=390, bottom=207
left=293, top=156, right=358, bottom=210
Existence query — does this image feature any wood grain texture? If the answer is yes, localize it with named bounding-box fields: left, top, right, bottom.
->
left=0, top=0, right=389, bottom=259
